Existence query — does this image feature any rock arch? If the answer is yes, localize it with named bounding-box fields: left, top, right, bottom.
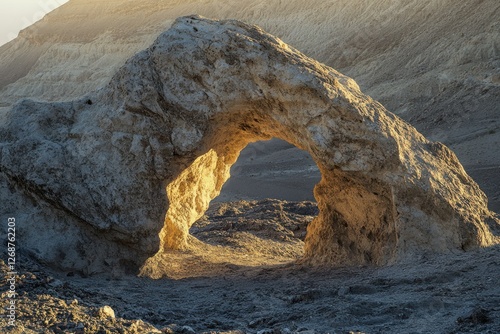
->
left=0, top=16, right=497, bottom=274
left=158, top=104, right=400, bottom=266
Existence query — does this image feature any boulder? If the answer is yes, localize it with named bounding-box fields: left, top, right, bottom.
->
left=0, top=16, right=497, bottom=274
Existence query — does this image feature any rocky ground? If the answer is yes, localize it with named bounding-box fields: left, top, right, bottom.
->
left=2, top=200, right=499, bottom=334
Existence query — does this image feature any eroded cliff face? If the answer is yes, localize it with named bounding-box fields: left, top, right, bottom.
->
left=0, top=16, right=497, bottom=275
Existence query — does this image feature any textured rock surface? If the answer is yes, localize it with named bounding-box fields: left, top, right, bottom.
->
left=2, top=0, right=500, bottom=212
left=0, top=16, right=498, bottom=274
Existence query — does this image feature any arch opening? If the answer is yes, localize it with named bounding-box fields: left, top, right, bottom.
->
left=211, top=138, right=321, bottom=203
left=188, top=138, right=321, bottom=267
left=139, top=105, right=403, bottom=279
left=144, top=135, right=323, bottom=279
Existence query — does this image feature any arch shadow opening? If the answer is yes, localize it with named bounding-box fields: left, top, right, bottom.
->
left=143, top=136, right=324, bottom=279
left=189, top=138, right=321, bottom=268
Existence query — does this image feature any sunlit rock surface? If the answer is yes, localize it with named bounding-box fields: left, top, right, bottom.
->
left=1, top=0, right=499, bottom=213
left=0, top=16, right=498, bottom=274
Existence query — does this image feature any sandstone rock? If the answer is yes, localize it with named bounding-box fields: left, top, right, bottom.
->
left=0, top=16, right=498, bottom=274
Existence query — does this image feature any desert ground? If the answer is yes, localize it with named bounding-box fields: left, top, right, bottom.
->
left=2, top=203, right=499, bottom=333
left=1, top=0, right=500, bottom=333
left=1, top=147, right=499, bottom=333
left=0, top=0, right=499, bottom=211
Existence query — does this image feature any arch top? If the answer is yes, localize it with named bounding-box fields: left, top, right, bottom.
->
left=0, top=16, right=498, bottom=274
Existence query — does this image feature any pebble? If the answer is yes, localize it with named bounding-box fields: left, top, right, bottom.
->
left=99, top=305, right=116, bottom=319
left=68, top=299, right=79, bottom=306
left=163, top=324, right=196, bottom=334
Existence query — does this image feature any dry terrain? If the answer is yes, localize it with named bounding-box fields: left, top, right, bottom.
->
left=1, top=200, right=499, bottom=333
left=1, top=1, right=499, bottom=333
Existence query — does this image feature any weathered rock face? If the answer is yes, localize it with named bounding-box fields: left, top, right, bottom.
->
left=2, top=0, right=500, bottom=213
left=0, top=16, right=498, bottom=274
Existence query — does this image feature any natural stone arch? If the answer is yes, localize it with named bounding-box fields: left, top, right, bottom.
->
left=158, top=106, right=400, bottom=266
left=139, top=16, right=496, bottom=266
left=0, top=16, right=497, bottom=275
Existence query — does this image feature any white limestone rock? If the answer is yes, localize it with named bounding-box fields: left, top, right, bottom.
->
left=0, top=16, right=498, bottom=275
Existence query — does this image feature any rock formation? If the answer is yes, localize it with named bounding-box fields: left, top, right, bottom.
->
left=2, top=0, right=500, bottom=212
left=0, top=16, right=498, bottom=274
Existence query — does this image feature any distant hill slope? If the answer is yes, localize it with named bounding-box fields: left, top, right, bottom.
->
left=0, top=0, right=499, bottom=210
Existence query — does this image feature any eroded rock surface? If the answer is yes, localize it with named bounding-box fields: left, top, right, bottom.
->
left=0, top=16, right=498, bottom=274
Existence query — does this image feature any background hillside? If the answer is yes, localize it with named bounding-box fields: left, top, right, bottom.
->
left=0, top=0, right=499, bottom=210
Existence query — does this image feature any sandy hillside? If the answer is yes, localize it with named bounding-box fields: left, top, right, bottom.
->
left=213, top=139, right=321, bottom=203
left=0, top=1, right=499, bottom=212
